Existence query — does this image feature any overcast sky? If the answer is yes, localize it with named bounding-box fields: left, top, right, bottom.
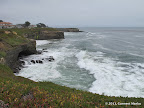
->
left=0, top=0, right=144, bottom=27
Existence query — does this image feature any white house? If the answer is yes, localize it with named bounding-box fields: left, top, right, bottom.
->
left=28, top=25, right=37, bottom=28
left=15, top=24, right=24, bottom=28
left=0, top=22, right=15, bottom=29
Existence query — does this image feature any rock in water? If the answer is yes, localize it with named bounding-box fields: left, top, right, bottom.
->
left=39, top=60, right=43, bottom=64
left=31, top=60, right=35, bottom=64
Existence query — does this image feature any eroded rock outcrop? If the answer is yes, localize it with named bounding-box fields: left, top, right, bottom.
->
left=25, top=30, right=64, bottom=40
left=5, top=39, right=36, bottom=71
left=0, top=30, right=36, bottom=72
left=55, top=28, right=81, bottom=32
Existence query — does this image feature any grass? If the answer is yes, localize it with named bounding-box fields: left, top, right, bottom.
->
left=0, top=63, right=144, bottom=108
left=0, top=30, right=29, bottom=47
left=0, top=51, right=6, bottom=58
left=3, top=27, right=58, bottom=36
left=0, top=27, right=57, bottom=47
left=0, top=28, right=58, bottom=40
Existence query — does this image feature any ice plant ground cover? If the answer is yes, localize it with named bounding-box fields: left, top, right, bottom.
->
left=0, top=64, right=143, bottom=108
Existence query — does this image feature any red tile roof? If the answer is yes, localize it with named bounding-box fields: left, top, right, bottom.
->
left=1, top=25, right=15, bottom=26
left=0, top=22, right=12, bottom=24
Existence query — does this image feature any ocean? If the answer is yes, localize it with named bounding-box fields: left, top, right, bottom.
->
left=15, top=27, right=144, bottom=98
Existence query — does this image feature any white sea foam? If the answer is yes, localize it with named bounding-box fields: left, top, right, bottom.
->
left=16, top=63, right=61, bottom=82
left=36, top=40, right=50, bottom=46
left=76, top=50, right=144, bottom=98
left=16, top=46, right=76, bottom=82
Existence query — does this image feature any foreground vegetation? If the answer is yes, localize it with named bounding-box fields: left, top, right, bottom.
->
left=0, top=28, right=143, bottom=107
left=0, top=64, right=143, bottom=108
left=0, top=64, right=144, bottom=108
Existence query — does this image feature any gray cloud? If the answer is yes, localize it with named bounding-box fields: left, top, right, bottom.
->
left=0, top=0, right=144, bottom=27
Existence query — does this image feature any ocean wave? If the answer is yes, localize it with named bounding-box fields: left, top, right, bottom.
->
left=16, top=47, right=72, bottom=82
left=36, top=40, right=50, bottom=46
left=76, top=50, right=144, bottom=98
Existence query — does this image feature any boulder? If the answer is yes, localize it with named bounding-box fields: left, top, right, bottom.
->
left=42, top=48, right=47, bottom=50
left=31, top=60, right=35, bottom=64
left=20, top=61, right=25, bottom=65
left=39, top=60, right=43, bottom=64
left=37, top=50, right=42, bottom=54
left=45, top=56, right=55, bottom=62
left=36, top=60, right=39, bottom=63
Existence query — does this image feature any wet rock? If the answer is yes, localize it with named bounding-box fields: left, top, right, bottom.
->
left=37, top=50, right=42, bottom=54
left=49, top=56, right=55, bottom=60
left=43, top=51, right=48, bottom=52
left=13, top=67, right=21, bottom=73
left=49, top=59, right=52, bottom=62
left=36, top=60, right=39, bottom=63
left=42, top=48, right=47, bottom=50
left=20, top=61, right=25, bottom=65
left=17, top=67, right=21, bottom=70
left=45, top=56, right=55, bottom=62
left=31, top=60, right=35, bottom=64
left=39, top=60, right=43, bottom=64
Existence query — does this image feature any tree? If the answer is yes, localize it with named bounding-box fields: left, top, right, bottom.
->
left=24, top=21, right=30, bottom=27
left=0, top=20, right=3, bottom=22
left=36, top=23, right=46, bottom=28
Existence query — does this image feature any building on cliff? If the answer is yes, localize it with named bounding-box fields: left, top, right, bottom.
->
left=0, top=22, right=16, bottom=29
left=15, top=24, right=24, bottom=28
left=28, top=25, right=37, bottom=28
left=15, top=24, right=36, bottom=28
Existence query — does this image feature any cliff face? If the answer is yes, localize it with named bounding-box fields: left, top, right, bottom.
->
left=0, top=30, right=36, bottom=72
left=25, top=31, right=64, bottom=40
left=55, top=28, right=81, bottom=32
left=5, top=39, right=36, bottom=70
left=0, top=28, right=65, bottom=72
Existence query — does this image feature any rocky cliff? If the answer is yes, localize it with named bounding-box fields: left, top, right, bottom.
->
left=25, top=31, right=64, bottom=40
left=5, top=39, right=36, bottom=71
left=0, top=30, right=36, bottom=72
left=55, top=28, right=81, bottom=32
left=0, top=28, right=65, bottom=72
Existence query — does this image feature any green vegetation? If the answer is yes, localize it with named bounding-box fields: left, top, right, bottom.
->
left=1, top=27, right=57, bottom=36
left=0, top=51, right=6, bottom=58
left=0, top=28, right=143, bottom=107
left=0, top=30, right=29, bottom=47
left=37, top=23, right=47, bottom=28
left=24, top=21, right=31, bottom=27
left=0, top=28, right=57, bottom=46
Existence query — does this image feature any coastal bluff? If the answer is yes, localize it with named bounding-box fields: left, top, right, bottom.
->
left=0, top=28, right=65, bottom=72
left=55, top=28, right=81, bottom=32
left=0, top=30, right=36, bottom=72
left=25, top=30, right=64, bottom=40
left=6, top=28, right=64, bottom=40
